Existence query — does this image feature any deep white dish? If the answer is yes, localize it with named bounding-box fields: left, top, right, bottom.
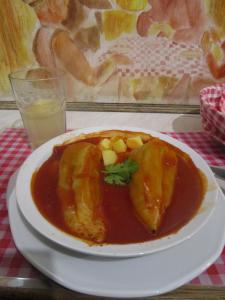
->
left=16, top=127, right=218, bottom=257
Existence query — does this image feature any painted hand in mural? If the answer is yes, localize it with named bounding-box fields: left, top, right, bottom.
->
left=51, top=30, right=131, bottom=86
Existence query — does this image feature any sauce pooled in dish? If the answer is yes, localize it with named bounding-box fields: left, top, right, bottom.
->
left=31, top=130, right=206, bottom=244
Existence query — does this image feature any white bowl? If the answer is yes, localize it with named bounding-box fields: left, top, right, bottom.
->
left=16, top=126, right=219, bottom=258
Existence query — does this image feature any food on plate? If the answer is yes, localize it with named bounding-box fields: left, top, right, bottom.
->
left=58, top=142, right=106, bottom=243
left=99, top=138, right=111, bottom=150
left=102, top=149, right=118, bottom=166
left=130, top=139, right=178, bottom=231
left=126, top=136, right=143, bottom=149
left=103, top=158, right=138, bottom=186
left=31, top=130, right=207, bottom=245
left=112, top=138, right=127, bottom=153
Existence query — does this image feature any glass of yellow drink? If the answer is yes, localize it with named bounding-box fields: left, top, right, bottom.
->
left=9, top=67, right=66, bottom=149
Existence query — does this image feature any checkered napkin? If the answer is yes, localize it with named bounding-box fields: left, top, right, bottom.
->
left=0, top=128, right=225, bottom=284
left=200, top=84, right=225, bottom=146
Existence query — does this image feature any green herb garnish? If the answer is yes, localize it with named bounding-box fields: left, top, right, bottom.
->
left=103, top=158, right=138, bottom=186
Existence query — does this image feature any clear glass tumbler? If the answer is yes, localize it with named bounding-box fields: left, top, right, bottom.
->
left=9, top=67, right=66, bottom=149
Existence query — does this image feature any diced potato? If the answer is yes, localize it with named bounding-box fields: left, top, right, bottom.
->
left=99, top=138, right=111, bottom=150
left=102, top=150, right=118, bottom=166
left=112, top=138, right=127, bottom=153
left=110, top=135, right=121, bottom=143
left=126, top=136, right=143, bottom=149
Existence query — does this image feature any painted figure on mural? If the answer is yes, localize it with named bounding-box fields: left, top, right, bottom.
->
left=137, top=0, right=206, bottom=44
left=24, top=0, right=131, bottom=90
left=135, top=0, right=225, bottom=102
left=137, top=0, right=225, bottom=79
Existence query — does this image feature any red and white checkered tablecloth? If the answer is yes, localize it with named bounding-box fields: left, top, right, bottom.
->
left=200, top=84, right=225, bottom=147
left=0, top=128, right=225, bottom=284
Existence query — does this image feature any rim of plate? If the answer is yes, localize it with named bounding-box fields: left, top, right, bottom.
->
left=16, top=126, right=219, bottom=258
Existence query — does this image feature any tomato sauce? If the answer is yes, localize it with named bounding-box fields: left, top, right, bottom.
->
left=31, top=137, right=206, bottom=244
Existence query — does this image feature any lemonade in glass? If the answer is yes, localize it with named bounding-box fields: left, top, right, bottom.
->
left=9, top=67, right=66, bottom=149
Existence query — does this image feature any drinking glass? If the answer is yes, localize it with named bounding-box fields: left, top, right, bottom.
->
left=9, top=67, right=66, bottom=149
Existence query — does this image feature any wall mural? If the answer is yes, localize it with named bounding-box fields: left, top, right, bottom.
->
left=1, top=0, right=225, bottom=104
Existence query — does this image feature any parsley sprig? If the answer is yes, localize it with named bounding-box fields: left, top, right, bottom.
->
left=103, top=158, right=138, bottom=186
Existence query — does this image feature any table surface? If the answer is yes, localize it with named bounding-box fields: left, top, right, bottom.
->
left=0, top=110, right=202, bottom=132
left=1, top=110, right=225, bottom=300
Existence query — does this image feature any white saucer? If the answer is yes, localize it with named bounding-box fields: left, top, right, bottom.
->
left=7, top=172, right=225, bottom=298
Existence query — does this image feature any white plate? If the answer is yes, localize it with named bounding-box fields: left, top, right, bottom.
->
left=8, top=172, right=225, bottom=298
left=16, top=127, right=218, bottom=257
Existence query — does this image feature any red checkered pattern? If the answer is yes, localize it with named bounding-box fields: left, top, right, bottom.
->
left=200, top=84, right=225, bottom=147
left=0, top=128, right=225, bottom=284
left=97, top=35, right=209, bottom=79
left=0, top=129, right=40, bottom=277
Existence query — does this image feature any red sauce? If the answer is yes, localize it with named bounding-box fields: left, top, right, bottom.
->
left=31, top=137, right=206, bottom=244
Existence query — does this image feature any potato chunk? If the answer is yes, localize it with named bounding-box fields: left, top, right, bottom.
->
left=58, top=142, right=106, bottom=243
left=102, top=150, right=118, bottom=166
left=99, top=138, right=111, bottom=150
left=112, top=138, right=127, bottom=153
left=130, top=139, right=177, bottom=231
left=126, top=136, right=143, bottom=149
